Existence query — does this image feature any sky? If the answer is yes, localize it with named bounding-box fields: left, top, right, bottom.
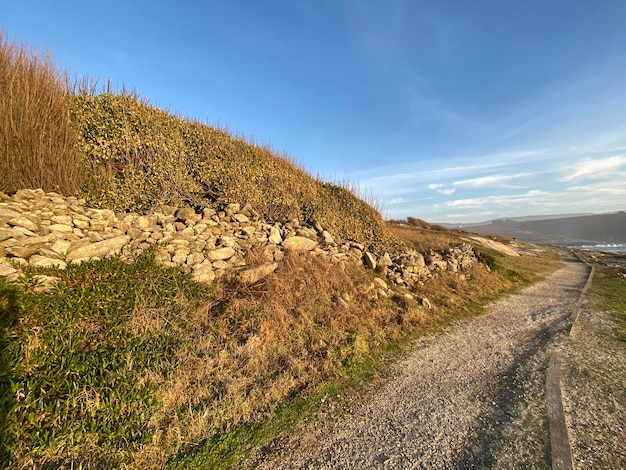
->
left=3, top=0, right=626, bottom=223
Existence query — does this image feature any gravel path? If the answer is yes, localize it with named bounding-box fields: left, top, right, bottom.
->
left=247, top=255, right=591, bottom=469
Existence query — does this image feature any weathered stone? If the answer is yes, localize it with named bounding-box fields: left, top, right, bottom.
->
left=363, top=252, right=377, bottom=270
left=49, top=223, right=74, bottom=233
left=206, top=247, right=236, bottom=261
left=51, top=215, right=73, bottom=225
left=322, top=230, right=335, bottom=244
left=379, top=252, right=393, bottom=267
left=192, top=261, right=215, bottom=283
left=186, top=252, right=204, bottom=266
left=136, top=215, right=158, bottom=230
left=8, top=217, right=38, bottom=232
left=0, top=228, right=14, bottom=242
left=269, top=226, right=283, bottom=244
left=5, top=245, right=39, bottom=258
left=154, top=249, right=172, bottom=265
left=0, top=208, right=22, bottom=219
left=211, top=260, right=230, bottom=270
left=0, top=263, right=18, bottom=277
left=176, top=207, right=198, bottom=222
left=282, top=236, right=317, bottom=251
left=218, top=236, right=237, bottom=247
left=232, top=213, right=249, bottom=223
left=224, top=203, right=241, bottom=215
left=237, top=262, right=279, bottom=284
left=66, top=236, right=130, bottom=262
left=29, top=255, right=67, bottom=269
left=373, top=277, right=387, bottom=290
left=32, top=274, right=60, bottom=293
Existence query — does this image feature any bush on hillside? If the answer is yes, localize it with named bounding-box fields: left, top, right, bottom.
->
left=0, top=33, right=81, bottom=195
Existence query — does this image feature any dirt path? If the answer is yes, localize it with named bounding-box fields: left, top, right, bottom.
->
left=247, top=255, right=591, bottom=469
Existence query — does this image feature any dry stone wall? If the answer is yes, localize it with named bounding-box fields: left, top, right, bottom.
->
left=0, top=189, right=479, bottom=296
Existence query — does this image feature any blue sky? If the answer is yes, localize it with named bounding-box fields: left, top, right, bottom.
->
left=4, top=0, right=626, bottom=223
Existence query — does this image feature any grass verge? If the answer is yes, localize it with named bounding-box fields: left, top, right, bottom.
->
left=576, top=253, right=626, bottom=338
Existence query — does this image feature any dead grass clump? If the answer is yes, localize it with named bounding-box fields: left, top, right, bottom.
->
left=0, top=33, right=81, bottom=195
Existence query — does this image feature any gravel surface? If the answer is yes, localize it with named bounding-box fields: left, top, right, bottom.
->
left=246, top=255, right=591, bottom=469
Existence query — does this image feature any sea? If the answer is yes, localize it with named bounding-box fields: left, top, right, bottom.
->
left=569, top=243, right=626, bottom=253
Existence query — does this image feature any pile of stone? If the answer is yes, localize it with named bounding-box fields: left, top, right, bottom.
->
left=0, top=189, right=479, bottom=296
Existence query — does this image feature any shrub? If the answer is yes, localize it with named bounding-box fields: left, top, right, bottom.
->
left=0, top=33, right=81, bottom=195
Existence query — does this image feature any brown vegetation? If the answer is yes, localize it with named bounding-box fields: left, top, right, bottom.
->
left=0, top=33, right=81, bottom=195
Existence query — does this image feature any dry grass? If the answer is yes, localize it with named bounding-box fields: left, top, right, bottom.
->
left=0, top=33, right=81, bottom=195
left=387, top=219, right=461, bottom=252
left=133, top=251, right=423, bottom=466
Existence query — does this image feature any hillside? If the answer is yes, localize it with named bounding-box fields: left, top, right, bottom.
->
left=461, top=212, right=626, bottom=245
left=0, top=34, right=562, bottom=469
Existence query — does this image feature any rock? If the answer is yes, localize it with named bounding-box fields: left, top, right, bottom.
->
left=379, top=252, right=393, bottom=267
left=49, top=223, right=74, bottom=233
left=269, top=226, right=283, bottom=244
left=282, top=236, right=317, bottom=251
left=237, top=262, right=279, bottom=284
left=232, top=213, right=249, bottom=223
left=8, top=217, right=38, bottom=232
left=50, top=240, right=72, bottom=256
left=29, top=255, right=67, bottom=269
left=373, top=277, right=387, bottom=289
left=32, top=274, right=60, bottom=293
left=175, top=207, right=198, bottom=222
left=51, top=215, right=73, bottom=225
left=0, top=262, right=18, bottom=277
left=192, top=261, right=215, bottom=283
left=206, top=247, right=236, bottom=261
left=5, top=246, right=40, bottom=258
left=322, top=230, right=335, bottom=244
left=66, top=236, right=130, bottom=262
left=363, top=252, right=377, bottom=270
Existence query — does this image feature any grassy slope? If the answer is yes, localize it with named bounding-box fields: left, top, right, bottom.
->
left=70, top=94, right=399, bottom=254
left=1, top=36, right=567, bottom=469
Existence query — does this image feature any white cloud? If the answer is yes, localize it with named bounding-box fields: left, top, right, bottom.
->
left=560, top=155, right=626, bottom=182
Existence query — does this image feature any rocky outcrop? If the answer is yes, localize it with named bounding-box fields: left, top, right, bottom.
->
left=0, top=189, right=480, bottom=296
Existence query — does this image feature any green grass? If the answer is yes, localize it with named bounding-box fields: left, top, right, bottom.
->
left=0, top=252, right=211, bottom=469
left=584, top=262, right=626, bottom=339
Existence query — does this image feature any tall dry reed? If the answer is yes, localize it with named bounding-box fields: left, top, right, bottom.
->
left=0, top=33, right=81, bottom=195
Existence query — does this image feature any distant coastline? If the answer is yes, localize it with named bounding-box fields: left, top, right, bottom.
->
left=568, top=243, right=626, bottom=253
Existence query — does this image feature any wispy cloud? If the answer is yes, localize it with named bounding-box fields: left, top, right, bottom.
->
left=560, top=155, right=626, bottom=182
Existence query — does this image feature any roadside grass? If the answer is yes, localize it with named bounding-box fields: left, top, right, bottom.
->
left=577, top=256, right=626, bottom=339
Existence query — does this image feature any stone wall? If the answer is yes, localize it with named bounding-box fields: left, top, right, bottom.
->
left=0, top=189, right=479, bottom=296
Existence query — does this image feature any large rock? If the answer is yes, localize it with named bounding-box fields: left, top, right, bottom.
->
left=8, top=217, right=38, bottom=232
left=269, top=226, right=283, bottom=244
left=206, top=247, right=236, bottom=261
left=29, top=255, right=67, bottom=269
left=363, top=252, right=377, bottom=270
left=66, top=236, right=130, bottom=262
left=192, top=261, right=215, bottom=283
left=237, top=262, right=278, bottom=284
left=282, top=236, right=317, bottom=251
